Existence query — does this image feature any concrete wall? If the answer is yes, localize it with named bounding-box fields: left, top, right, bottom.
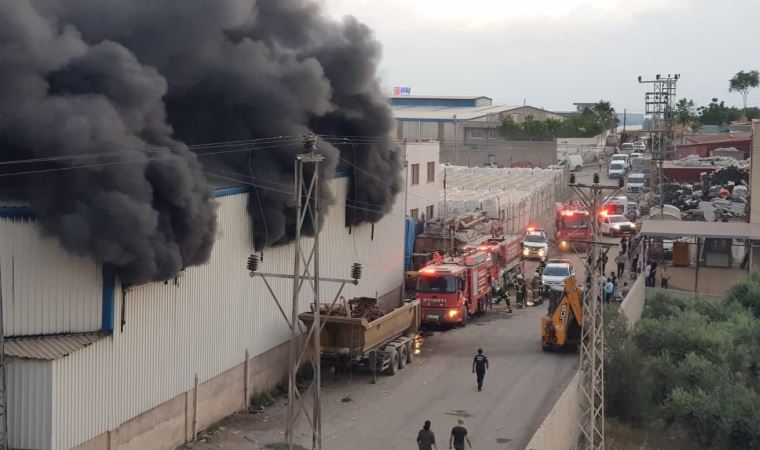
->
left=440, top=141, right=557, bottom=168
left=404, top=141, right=440, bottom=219
left=525, top=275, right=647, bottom=450
left=620, top=275, right=646, bottom=327
left=751, top=120, right=760, bottom=224
left=525, top=371, right=580, bottom=450
left=74, top=341, right=292, bottom=450
left=556, top=133, right=608, bottom=164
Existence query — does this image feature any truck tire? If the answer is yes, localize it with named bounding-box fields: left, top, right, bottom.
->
left=575, top=165, right=582, bottom=171
left=398, top=345, right=407, bottom=369
left=460, top=306, right=468, bottom=327
left=405, top=341, right=413, bottom=364
left=542, top=344, right=553, bottom=352
left=385, top=349, right=398, bottom=375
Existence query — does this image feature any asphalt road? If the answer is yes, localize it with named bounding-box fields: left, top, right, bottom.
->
left=192, top=164, right=627, bottom=450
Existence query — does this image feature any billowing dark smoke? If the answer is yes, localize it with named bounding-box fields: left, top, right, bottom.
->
left=0, top=0, right=401, bottom=282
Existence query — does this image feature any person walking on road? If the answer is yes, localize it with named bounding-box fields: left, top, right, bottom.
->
left=472, top=348, right=489, bottom=391
left=449, top=418, right=472, bottom=450
left=615, top=253, right=626, bottom=278
left=620, top=237, right=628, bottom=255
left=417, top=420, right=438, bottom=450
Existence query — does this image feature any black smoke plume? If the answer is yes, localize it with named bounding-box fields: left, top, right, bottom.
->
left=0, top=0, right=402, bottom=282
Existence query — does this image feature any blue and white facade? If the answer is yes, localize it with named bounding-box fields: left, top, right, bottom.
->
left=2, top=176, right=404, bottom=449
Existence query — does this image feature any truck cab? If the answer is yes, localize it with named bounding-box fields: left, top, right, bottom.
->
left=416, top=252, right=491, bottom=326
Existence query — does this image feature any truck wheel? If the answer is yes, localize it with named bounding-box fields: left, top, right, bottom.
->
left=542, top=344, right=553, bottom=352
left=575, top=165, right=582, bottom=171
left=405, top=341, right=413, bottom=364
left=385, top=349, right=398, bottom=375
left=398, top=345, right=407, bottom=369
left=460, top=307, right=468, bottom=327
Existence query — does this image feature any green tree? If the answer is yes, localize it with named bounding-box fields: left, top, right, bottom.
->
left=729, top=70, right=760, bottom=111
left=591, top=100, right=619, bottom=131
left=675, top=98, right=698, bottom=129
left=697, top=98, right=742, bottom=126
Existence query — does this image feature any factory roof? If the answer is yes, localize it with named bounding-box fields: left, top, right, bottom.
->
left=639, top=220, right=760, bottom=240
left=5, top=332, right=106, bottom=360
left=391, top=104, right=526, bottom=121
left=390, top=95, right=492, bottom=101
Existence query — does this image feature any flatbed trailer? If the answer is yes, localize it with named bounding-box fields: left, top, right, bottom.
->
left=299, top=300, right=420, bottom=383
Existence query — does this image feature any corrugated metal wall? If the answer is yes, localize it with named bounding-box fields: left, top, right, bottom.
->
left=7, top=358, right=52, bottom=450
left=0, top=218, right=102, bottom=336
left=44, top=178, right=404, bottom=449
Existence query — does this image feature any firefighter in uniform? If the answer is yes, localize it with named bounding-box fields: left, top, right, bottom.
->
left=530, top=271, right=545, bottom=305
left=495, top=270, right=513, bottom=313
left=515, top=273, right=526, bottom=308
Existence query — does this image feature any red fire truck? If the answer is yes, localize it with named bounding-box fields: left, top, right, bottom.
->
left=416, top=252, right=491, bottom=327
left=462, top=235, right=523, bottom=289
left=554, top=202, right=592, bottom=252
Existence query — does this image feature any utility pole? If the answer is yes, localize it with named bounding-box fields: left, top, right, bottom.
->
left=247, top=134, right=362, bottom=450
left=638, top=74, right=679, bottom=220
left=0, top=255, right=7, bottom=450
left=569, top=172, right=623, bottom=450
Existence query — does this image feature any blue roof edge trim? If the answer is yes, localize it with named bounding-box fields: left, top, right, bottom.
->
left=0, top=207, right=35, bottom=219
left=214, top=186, right=250, bottom=198
left=101, top=265, right=116, bottom=334
left=0, top=174, right=354, bottom=211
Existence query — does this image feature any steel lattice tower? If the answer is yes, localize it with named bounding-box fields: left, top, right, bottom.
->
left=247, top=135, right=361, bottom=450
left=570, top=175, right=622, bottom=450
left=638, top=74, right=679, bottom=217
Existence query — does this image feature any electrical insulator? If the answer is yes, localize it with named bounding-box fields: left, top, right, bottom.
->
left=351, top=262, right=362, bottom=280
left=593, top=173, right=600, bottom=184
left=247, top=254, right=259, bottom=272
left=569, top=173, right=576, bottom=184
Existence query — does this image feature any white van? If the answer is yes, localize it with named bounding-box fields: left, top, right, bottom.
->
left=611, top=153, right=630, bottom=169
left=549, top=154, right=584, bottom=171
left=619, top=142, right=634, bottom=154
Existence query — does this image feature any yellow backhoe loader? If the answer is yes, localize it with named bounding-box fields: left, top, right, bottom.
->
left=541, top=276, right=584, bottom=352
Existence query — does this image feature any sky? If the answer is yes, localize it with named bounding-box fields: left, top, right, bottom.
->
left=322, top=0, right=759, bottom=113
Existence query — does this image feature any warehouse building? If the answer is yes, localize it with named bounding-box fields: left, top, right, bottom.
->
left=2, top=175, right=404, bottom=449
left=389, top=95, right=561, bottom=168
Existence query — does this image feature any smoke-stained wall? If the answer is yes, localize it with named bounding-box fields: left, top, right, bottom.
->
left=0, top=0, right=401, bottom=284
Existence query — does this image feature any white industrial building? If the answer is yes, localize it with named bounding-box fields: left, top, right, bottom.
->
left=1, top=176, right=404, bottom=450
left=402, top=141, right=440, bottom=220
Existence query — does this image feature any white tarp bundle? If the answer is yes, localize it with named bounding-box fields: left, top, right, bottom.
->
left=439, top=165, right=564, bottom=233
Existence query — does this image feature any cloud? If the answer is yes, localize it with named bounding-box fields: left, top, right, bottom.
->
left=323, top=0, right=758, bottom=111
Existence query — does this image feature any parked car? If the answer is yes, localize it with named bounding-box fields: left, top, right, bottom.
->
left=608, top=162, right=626, bottom=178
left=610, top=153, right=631, bottom=169
left=522, top=230, right=549, bottom=260
left=600, top=214, right=636, bottom=236
left=542, top=261, right=575, bottom=288
left=619, top=142, right=634, bottom=154
left=633, top=141, right=647, bottom=152
left=626, top=173, right=646, bottom=193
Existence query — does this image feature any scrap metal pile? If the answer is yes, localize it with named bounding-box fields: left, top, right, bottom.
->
left=671, top=154, right=749, bottom=169
left=314, top=297, right=385, bottom=321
